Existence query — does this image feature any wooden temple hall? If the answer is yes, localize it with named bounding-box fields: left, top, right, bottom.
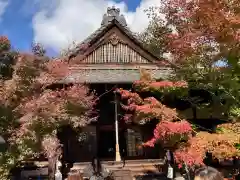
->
left=61, top=6, right=172, bottom=177
left=21, top=7, right=173, bottom=179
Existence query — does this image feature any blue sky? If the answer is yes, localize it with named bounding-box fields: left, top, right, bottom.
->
left=0, top=0, right=34, bottom=52
left=0, top=0, right=146, bottom=55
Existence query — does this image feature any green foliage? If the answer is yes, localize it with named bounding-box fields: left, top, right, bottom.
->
left=235, top=143, right=240, bottom=150
left=229, top=106, right=240, bottom=121
left=140, top=7, right=240, bottom=122
left=0, top=37, right=18, bottom=80
left=137, top=16, right=171, bottom=58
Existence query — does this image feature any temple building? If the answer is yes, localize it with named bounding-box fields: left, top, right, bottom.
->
left=60, top=6, right=173, bottom=179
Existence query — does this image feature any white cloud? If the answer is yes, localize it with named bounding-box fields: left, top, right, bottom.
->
left=31, top=0, right=160, bottom=51
left=0, top=0, right=9, bottom=21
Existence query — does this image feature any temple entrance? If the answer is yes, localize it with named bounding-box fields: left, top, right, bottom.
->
left=97, top=128, right=127, bottom=160
left=91, top=83, right=160, bottom=161
left=98, top=130, right=115, bottom=159
left=91, top=83, right=130, bottom=160
left=58, top=83, right=161, bottom=164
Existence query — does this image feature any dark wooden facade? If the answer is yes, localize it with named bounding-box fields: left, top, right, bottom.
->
left=61, top=6, right=172, bottom=164
left=59, top=84, right=161, bottom=163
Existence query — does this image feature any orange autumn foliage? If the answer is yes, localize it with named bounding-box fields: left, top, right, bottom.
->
left=118, top=72, right=240, bottom=167
left=0, top=40, right=96, bottom=180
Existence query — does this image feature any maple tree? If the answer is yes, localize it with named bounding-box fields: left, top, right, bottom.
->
left=166, top=0, right=239, bottom=122
left=174, top=123, right=240, bottom=168
left=133, top=0, right=240, bottom=170
left=137, top=15, right=171, bottom=58
left=144, top=0, right=240, bottom=120
left=0, top=36, right=96, bottom=180
left=118, top=70, right=240, bottom=169
left=117, top=72, right=194, bottom=164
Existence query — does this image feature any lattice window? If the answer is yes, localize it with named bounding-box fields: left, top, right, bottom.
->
left=126, top=128, right=143, bottom=157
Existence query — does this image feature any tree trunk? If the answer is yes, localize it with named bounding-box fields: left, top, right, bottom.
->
left=48, top=156, right=57, bottom=180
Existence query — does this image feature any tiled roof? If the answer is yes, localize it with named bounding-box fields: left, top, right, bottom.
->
left=68, top=23, right=139, bottom=58
left=61, top=68, right=173, bottom=83
left=64, top=7, right=176, bottom=84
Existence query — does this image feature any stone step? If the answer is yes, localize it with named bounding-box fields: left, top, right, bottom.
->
left=103, top=164, right=159, bottom=170
left=72, top=159, right=164, bottom=168
left=102, top=159, right=165, bottom=165
left=104, top=163, right=161, bottom=168
left=113, top=170, right=133, bottom=180
left=72, top=163, right=163, bottom=172
left=70, top=159, right=165, bottom=178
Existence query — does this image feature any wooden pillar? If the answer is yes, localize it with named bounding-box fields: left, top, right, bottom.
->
left=114, top=89, right=121, bottom=162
